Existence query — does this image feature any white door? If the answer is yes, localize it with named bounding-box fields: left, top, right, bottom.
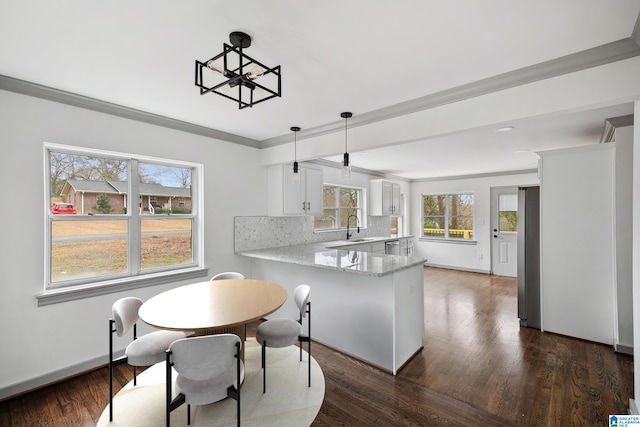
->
left=491, top=187, right=518, bottom=277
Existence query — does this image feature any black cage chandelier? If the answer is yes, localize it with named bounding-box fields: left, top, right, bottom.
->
left=195, top=31, right=282, bottom=109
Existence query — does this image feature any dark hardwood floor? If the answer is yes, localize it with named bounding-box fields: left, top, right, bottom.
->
left=0, top=267, right=633, bottom=426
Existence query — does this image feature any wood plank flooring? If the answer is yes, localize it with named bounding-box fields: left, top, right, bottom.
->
left=0, top=267, right=633, bottom=426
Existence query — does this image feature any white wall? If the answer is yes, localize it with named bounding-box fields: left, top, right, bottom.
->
left=615, top=125, right=634, bottom=350
left=0, top=90, right=268, bottom=398
left=410, top=173, right=539, bottom=272
left=539, top=144, right=616, bottom=344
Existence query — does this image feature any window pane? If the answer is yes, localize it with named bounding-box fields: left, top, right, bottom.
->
left=498, top=194, right=518, bottom=233
left=449, top=217, right=474, bottom=239
left=423, top=216, right=446, bottom=237
left=51, top=220, right=128, bottom=282
left=50, top=151, right=128, bottom=215
left=339, top=188, right=359, bottom=208
left=314, top=209, right=337, bottom=229
left=323, top=187, right=337, bottom=208
left=141, top=218, right=193, bottom=270
left=423, top=195, right=445, bottom=216
left=390, top=216, right=399, bottom=236
left=139, top=163, right=192, bottom=214
left=424, top=194, right=446, bottom=237
left=340, top=208, right=361, bottom=228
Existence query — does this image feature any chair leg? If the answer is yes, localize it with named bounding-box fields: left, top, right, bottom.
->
left=109, top=361, right=113, bottom=422
left=262, top=341, right=266, bottom=393
left=308, top=337, right=311, bottom=387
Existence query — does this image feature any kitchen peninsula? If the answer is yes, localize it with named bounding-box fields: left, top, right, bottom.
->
left=235, top=216, right=426, bottom=374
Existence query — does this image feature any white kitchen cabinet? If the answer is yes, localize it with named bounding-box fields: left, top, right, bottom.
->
left=283, top=165, right=324, bottom=215
left=370, top=179, right=401, bottom=216
left=399, top=238, right=414, bottom=256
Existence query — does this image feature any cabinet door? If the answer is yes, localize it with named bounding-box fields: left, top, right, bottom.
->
left=391, top=184, right=401, bottom=215
left=305, top=167, right=324, bottom=215
left=381, top=181, right=394, bottom=215
left=283, top=166, right=305, bottom=214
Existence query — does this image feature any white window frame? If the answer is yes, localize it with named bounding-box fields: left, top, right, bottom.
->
left=38, top=143, right=207, bottom=305
left=315, top=184, right=366, bottom=231
left=421, top=192, right=476, bottom=243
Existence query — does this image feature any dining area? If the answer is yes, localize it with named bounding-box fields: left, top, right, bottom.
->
left=100, top=274, right=324, bottom=427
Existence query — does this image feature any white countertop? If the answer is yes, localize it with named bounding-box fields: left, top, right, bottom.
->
left=237, top=237, right=425, bottom=277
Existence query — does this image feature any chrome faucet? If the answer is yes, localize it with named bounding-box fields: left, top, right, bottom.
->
left=346, top=214, right=360, bottom=240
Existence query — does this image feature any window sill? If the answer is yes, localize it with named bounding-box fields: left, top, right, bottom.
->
left=35, top=267, right=209, bottom=306
left=419, top=238, right=478, bottom=245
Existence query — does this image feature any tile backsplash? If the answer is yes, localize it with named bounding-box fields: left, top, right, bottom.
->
left=235, top=215, right=390, bottom=252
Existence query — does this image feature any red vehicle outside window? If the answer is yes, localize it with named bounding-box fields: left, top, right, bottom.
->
left=51, top=202, right=77, bottom=214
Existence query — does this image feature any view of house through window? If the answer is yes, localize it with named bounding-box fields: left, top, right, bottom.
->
left=422, top=193, right=474, bottom=240
left=315, top=185, right=363, bottom=231
left=47, top=145, right=200, bottom=287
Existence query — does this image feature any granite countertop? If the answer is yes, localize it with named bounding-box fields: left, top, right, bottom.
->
left=237, top=238, right=425, bottom=277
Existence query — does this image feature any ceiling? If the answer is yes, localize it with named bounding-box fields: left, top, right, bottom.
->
left=1, top=1, right=639, bottom=180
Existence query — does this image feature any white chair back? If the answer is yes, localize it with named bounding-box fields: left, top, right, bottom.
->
left=112, top=297, right=143, bottom=336
left=170, top=334, right=241, bottom=385
left=210, top=272, right=245, bottom=281
left=293, top=285, right=311, bottom=318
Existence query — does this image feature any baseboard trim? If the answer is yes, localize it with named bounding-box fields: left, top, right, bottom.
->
left=0, top=351, right=123, bottom=402
left=424, top=263, right=491, bottom=275
left=629, top=398, right=638, bottom=415
left=615, top=344, right=634, bottom=355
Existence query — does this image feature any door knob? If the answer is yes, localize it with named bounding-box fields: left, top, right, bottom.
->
left=493, top=235, right=498, bottom=238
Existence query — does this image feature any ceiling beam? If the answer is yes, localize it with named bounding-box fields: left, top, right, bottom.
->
left=261, top=38, right=640, bottom=149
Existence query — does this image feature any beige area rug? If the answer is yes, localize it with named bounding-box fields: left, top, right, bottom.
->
left=97, top=338, right=325, bottom=427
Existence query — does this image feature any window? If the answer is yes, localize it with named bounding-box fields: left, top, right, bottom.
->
left=46, top=143, right=203, bottom=291
left=422, top=193, right=474, bottom=240
left=498, top=193, right=518, bottom=233
left=315, top=185, right=363, bottom=231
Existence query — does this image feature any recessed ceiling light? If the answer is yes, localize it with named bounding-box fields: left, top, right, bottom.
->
left=496, top=126, right=515, bottom=132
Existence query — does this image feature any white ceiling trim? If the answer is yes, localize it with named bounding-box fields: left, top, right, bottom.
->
left=2, top=36, right=639, bottom=154
left=0, top=75, right=261, bottom=149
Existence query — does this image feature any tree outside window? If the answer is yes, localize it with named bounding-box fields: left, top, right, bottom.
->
left=315, top=185, right=363, bottom=231
left=423, top=193, right=474, bottom=240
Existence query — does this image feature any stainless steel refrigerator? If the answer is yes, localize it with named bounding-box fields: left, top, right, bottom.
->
left=517, top=186, right=541, bottom=329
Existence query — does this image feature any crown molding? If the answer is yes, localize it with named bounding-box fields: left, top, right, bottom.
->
left=0, top=75, right=262, bottom=149
left=411, top=168, right=539, bottom=183
left=633, top=11, right=640, bottom=47
left=600, top=114, right=635, bottom=143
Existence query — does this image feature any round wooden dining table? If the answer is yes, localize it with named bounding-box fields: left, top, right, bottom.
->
left=138, top=279, right=288, bottom=344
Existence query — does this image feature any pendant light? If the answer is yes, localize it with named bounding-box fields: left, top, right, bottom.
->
left=341, top=112, right=353, bottom=178
left=291, top=126, right=301, bottom=184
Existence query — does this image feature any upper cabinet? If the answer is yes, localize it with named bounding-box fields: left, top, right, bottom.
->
left=283, top=165, right=324, bottom=215
left=369, top=179, right=401, bottom=216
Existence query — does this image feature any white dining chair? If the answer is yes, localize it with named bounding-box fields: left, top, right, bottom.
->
left=210, top=271, right=245, bottom=281
left=166, top=334, right=243, bottom=427
left=255, top=284, right=311, bottom=393
left=109, top=297, right=188, bottom=422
